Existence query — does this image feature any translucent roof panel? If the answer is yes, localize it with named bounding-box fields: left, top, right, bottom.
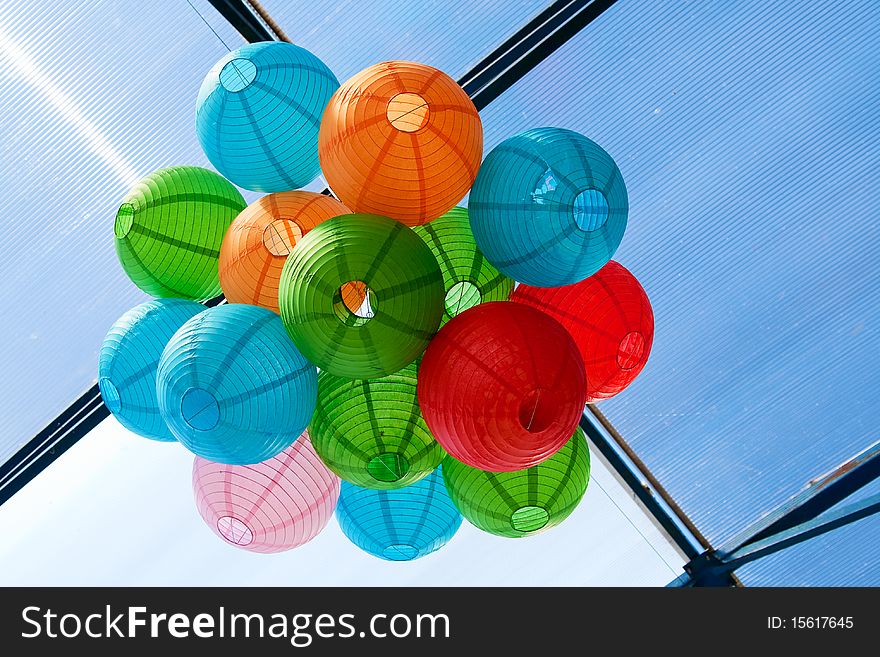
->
left=476, top=0, right=879, bottom=584
left=0, top=416, right=683, bottom=585
left=262, top=0, right=551, bottom=81
left=0, top=1, right=250, bottom=463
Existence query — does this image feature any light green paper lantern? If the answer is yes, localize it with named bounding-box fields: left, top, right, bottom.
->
left=442, top=427, right=590, bottom=538
left=413, top=207, right=514, bottom=324
left=114, top=166, right=246, bottom=301
left=279, top=213, right=444, bottom=379
left=309, top=362, right=445, bottom=489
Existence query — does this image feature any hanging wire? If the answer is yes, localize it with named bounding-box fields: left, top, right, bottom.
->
left=184, top=0, right=234, bottom=51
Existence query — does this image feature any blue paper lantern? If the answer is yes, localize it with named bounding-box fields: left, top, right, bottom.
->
left=195, top=42, right=339, bottom=192
left=336, top=468, right=462, bottom=561
left=157, top=304, right=318, bottom=464
left=98, top=299, right=204, bottom=441
left=469, top=127, right=628, bottom=287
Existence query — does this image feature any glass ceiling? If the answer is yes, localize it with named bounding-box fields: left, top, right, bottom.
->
left=1, top=0, right=878, bottom=585
left=475, top=0, right=880, bottom=584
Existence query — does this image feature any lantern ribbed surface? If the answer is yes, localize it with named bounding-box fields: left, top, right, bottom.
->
left=114, top=166, right=246, bottom=301
left=196, top=42, right=339, bottom=192
left=192, top=431, right=340, bottom=552
left=418, top=301, right=586, bottom=472
left=309, top=362, right=444, bottom=489
left=442, top=427, right=590, bottom=538
left=157, top=304, right=318, bottom=465
left=98, top=299, right=204, bottom=441
left=279, top=213, right=444, bottom=379
left=470, top=127, right=628, bottom=287
left=318, top=61, right=483, bottom=226
left=219, top=191, right=351, bottom=313
left=512, top=260, right=654, bottom=402
left=336, top=467, right=462, bottom=561
left=412, top=207, right=514, bottom=325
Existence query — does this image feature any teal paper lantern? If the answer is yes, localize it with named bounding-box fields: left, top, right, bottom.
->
left=336, top=468, right=462, bottom=561
left=157, top=304, right=318, bottom=464
left=98, top=299, right=204, bottom=441
left=470, top=127, right=628, bottom=287
left=196, top=41, right=339, bottom=192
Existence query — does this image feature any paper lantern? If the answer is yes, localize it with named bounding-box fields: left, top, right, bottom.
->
left=443, top=427, right=590, bottom=538
left=157, top=304, right=317, bottom=464
left=470, top=127, right=627, bottom=287
left=279, top=213, right=444, bottom=379
left=114, top=166, right=245, bottom=301
left=219, top=191, right=351, bottom=313
left=192, top=431, right=339, bottom=552
left=418, top=301, right=586, bottom=471
left=336, top=468, right=462, bottom=561
left=319, top=61, right=482, bottom=226
left=196, top=42, right=339, bottom=192
left=512, top=260, right=654, bottom=402
left=98, top=299, right=204, bottom=441
left=309, top=363, right=444, bottom=489
left=412, top=207, right=514, bottom=325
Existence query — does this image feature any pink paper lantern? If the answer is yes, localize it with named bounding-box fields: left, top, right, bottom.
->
left=192, top=431, right=340, bottom=553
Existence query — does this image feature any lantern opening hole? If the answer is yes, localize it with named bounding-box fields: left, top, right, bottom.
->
left=617, top=331, right=646, bottom=370
left=573, top=188, right=609, bottom=232
left=180, top=387, right=220, bottom=431
left=444, top=281, right=482, bottom=317
left=333, top=280, right=377, bottom=327
left=262, top=219, right=303, bottom=256
left=217, top=516, right=254, bottom=546
left=115, top=204, right=134, bottom=239
left=510, top=505, right=550, bottom=532
left=383, top=544, right=420, bottom=560
left=219, top=58, right=257, bottom=93
left=99, top=378, right=121, bottom=413
left=387, top=93, right=430, bottom=133
left=367, top=453, right=410, bottom=483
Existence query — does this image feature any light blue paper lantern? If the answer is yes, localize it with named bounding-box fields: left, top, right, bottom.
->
left=98, top=299, right=204, bottom=441
left=336, top=468, right=462, bottom=561
left=195, top=41, right=339, bottom=192
left=469, top=127, right=628, bottom=287
left=157, top=304, right=318, bottom=464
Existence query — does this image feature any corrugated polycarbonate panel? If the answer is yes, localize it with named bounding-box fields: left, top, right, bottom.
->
left=0, top=416, right=683, bottom=585
left=0, top=1, right=244, bottom=463
left=475, top=1, right=880, bottom=583
left=262, top=0, right=550, bottom=82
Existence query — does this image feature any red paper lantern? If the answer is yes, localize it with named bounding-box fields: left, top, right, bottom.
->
left=418, top=302, right=586, bottom=471
left=192, top=431, right=339, bottom=552
left=511, top=260, right=654, bottom=402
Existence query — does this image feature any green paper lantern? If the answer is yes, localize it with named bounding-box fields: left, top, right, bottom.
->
left=442, top=427, right=590, bottom=538
left=114, top=166, right=246, bottom=301
left=413, top=207, right=514, bottom=324
left=279, top=213, right=444, bottom=379
left=309, top=363, right=445, bottom=489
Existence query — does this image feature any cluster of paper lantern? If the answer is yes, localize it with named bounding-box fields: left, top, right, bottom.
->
left=98, top=41, right=654, bottom=561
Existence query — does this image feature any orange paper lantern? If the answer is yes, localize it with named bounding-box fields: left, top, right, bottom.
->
left=218, top=191, right=350, bottom=312
left=318, top=61, right=483, bottom=226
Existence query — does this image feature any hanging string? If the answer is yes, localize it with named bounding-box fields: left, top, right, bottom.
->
left=185, top=0, right=234, bottom=52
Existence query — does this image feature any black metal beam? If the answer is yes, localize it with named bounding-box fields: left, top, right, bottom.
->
left=580, top=410, right=704, bottom=560
left=462, top=0, right=619, bottom=110
left=205, top=0, right=274, bottom=43
left=672, top=440, right=880, bottom=587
